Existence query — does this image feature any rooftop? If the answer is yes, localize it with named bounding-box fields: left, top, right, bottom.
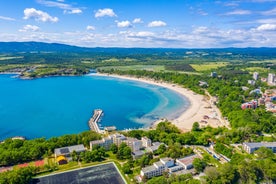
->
left=243, top=142, right=276, bottom=148
left=142, top=165, right=157, bottom=173
left=177, top=154, right=200, bottom=166
left=54, top=144, right=85, bottom=156
left=154, top=161, right=164, bottom=168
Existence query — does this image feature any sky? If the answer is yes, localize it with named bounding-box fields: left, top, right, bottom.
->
left=0, top=0, right=276, bottom=48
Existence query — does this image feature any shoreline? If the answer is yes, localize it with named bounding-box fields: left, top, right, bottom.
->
left=93, top=73, right=227, bottom=132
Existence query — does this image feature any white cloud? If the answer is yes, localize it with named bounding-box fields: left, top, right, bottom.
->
left=225, top=9, right=251, bottom=15
left=0, top=16, right=15, bottom=21
left=261, top=8, right=276, bottom=15
left=133, top=18, right=143, bottom=24
left=95, top=8, right=116, bottom=18
left=86, top=25, right=95, bottom=30
left=23, top=8, right=58, bottom=22
left=19, top=25, right=40, bottom=32
left=37, top=0, right=82, bottom=14
left=257, top=24, right=276, bottom=31
left=117, top=20, right=132, bottom=28
left=64, top=9, right=82, bottom=14
left=148, top=20, right=167, bottom=27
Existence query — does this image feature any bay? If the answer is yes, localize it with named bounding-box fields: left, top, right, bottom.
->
left=0, top=74, right=189, bottom=140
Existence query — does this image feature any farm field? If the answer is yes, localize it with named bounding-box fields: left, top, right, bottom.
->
left=190, top=62, right=228, bottom=71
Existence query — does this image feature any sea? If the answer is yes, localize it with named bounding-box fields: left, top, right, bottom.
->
left=0, top=74, right=189, bottom=140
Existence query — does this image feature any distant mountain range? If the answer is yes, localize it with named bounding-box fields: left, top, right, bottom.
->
left=0, top=41, right=275, bottom=58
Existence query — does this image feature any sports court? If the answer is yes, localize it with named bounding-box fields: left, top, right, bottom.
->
left=31, top=162, right=127, bottom=184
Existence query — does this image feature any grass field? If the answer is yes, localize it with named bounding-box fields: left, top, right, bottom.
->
left=248, top=59, right=276, bottom=63
left=244, top=67, right=270, bottom=73
left=0, top=56, right=23, bottom=61
left=98, top=65, right=166, bottom=72
left=190, top=62, right=228, bottom=71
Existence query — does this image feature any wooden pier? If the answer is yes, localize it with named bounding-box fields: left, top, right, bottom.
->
left=88, top=109, right=103, bottom=133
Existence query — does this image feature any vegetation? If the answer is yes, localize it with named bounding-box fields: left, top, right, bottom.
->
left=0, top=43, right=276, bottom=183
left=0, top=131, right=101, bottom=166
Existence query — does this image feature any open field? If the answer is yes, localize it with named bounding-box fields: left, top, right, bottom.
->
left=31, top=162, right=126, bottom=184
left=0, top=56, right=23, bottom=61
left=248, top=59, right=276, bottom=63
left=244, top=67, right=270, bottom=73
left=98, top=65, right=166, bottom=72
left=190, top=62, right=228, bottom=71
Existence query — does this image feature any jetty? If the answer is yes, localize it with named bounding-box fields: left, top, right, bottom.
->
left=88, top=109, right=104, bottom=133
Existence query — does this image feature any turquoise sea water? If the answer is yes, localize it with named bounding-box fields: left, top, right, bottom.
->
left=0, top=74, right=189, bottom=140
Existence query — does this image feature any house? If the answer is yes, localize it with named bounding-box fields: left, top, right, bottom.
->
left=242, top=142, right=276, bottom=154
left=176, top=154, right=200, bottom=170
left=54, top=144, right=86, bottom=158
left=241, top=100, right=258, bottom=110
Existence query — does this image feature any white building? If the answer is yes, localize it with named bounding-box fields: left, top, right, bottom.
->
left=124, top=137, right=142, bottom=151
left=253, top=72, right=259, bottom=80
left=90, top=136, right=113, bottom=150
left=140, top=157, right=175, bottom=179
left=142, top=137, right=152, bottom=148
left=54, top=144, right=86, bottom=158
left=268, top=73, right=276, bottom=85
left=242, top=142, right=276, bottom=154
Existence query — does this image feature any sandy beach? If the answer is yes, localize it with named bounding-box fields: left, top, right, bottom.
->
left=94, top=73, right=228, bottom=132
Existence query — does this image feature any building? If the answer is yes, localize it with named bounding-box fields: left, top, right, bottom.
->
left=145, top=142, right=163, bottom=153
left=90, top=136, right=113, bottom=150
left=242, top=142, right=276, bottom=154
left=210, top=72, right=217, bottom=78
left=132, top=150, right=145, bottom=159
left=140, top=157, right=175, bottom=179
left=54, top=144, right=86, bottom=158
left=141, top=137, right=152, bottom=148
left=253, top=72, right=259, bottom=80
left=241, top=100, right=258, bottom=110
left=56, top=155, right=68, bottom=165
left=268, top=73, right=276, bottom=85
left=248, top=80, right=256, bottom=85
left=124, top=137, right=142, bottom=151
left=176, top=154, right=200, bottom=170
left=110, top=133, right=127, bottom=146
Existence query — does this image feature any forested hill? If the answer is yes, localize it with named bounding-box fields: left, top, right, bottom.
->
left=0, top=41, right=275, bottom=56
left=0, top=42, right=276, bottom=65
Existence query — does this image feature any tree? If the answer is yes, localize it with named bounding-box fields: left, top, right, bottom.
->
left=193, top=158, right=206, bottom=173
left=254, top=147, right=274, bottom=159
left=110, top=144, right=118, bottom=154
left=122, top=163, right=132, bottom=174
left=192, top=122, right=200, bottom=131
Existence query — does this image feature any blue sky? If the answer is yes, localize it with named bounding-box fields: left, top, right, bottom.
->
left=0, top=0, right=275, bottom=48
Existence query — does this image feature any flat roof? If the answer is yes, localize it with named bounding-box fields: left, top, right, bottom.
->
left=55, top=144, right=85, bottom=156
left=142, top=165, right=157, bottom=173
left=177, top=154, right=199, bottom=166
left=244, top=142, right=276, bottom=148
left=154, top=161, right=164, bottom=168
